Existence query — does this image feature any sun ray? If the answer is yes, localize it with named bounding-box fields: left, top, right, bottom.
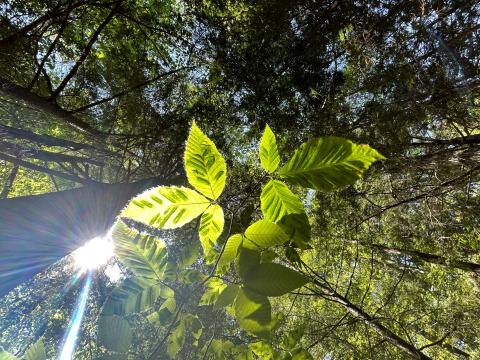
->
left=58, top=271, right=93, bottom=360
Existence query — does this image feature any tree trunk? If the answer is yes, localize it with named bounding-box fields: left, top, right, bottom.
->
left=0, top=164, right=18, bottom=199
left=0, top=178, right=163, bottom=297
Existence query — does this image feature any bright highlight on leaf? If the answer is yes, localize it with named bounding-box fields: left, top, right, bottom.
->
left=199, top=204, right=224, bottom=256
left=244, top=219, right=289, bottom=249
left=279, top=136, right=384, bottom=191
left=185, top=121, right=227, bottom=200
left=234, top=288, right=271, bottom=339
left=122, top=186, right=210, bottom=229
left=113, top=222, right=168, bottom=281
left=218, top=234, right=243, bottom=269
left=260, top=180, right=311, bottom=247
left=261, top=180, right=304, bottom=223
left=259, top=124, right=280, bottom=173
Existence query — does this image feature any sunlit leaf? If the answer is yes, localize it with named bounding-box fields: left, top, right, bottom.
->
left=260, top=180, right=310, bottom=246
left=234, top=288, right=271, bottom=339
left=199, top=204, right=224, bottom=256
left=259, top=124, right=280, bottom=173
left=244, top=220, right=289, bottom=249
left=0, top=349, right=18, bottom=360
left=218, top=234, right=243, bottom=269
left=279, top=137, right=384, bottom=191
left=24, top=339, right=46, bottom=360
left=122, top=186, right=210, bottom=229
left=185, top=121, right=227, bottom=200
left=200, top=278, right=227, bottom=305
left=113, top=222, right=168, bottom=282
left=102, top=277, right=169, bottom=316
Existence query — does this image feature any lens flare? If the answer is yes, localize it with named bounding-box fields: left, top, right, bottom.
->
left=59, top=272, right=92, bottom=360
left=73, top=236, right=113, bottom=270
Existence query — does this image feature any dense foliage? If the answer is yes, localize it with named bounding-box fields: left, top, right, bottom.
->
left=0, top=0, right=479, bottom=359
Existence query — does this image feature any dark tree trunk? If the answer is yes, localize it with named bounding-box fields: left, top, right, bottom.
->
left=0, top=178, right=162, bottom=297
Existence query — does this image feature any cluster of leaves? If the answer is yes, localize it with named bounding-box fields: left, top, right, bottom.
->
left=94, top=122, right=382, bottom=358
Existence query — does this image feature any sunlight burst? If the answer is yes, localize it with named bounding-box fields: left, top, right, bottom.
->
left=73, top=236, right=114, bottom=271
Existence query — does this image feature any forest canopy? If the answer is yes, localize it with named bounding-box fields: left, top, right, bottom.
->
left=0, top=0, right=479, bottom=359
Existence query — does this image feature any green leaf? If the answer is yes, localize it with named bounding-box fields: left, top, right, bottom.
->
left=261, top=180, right=304, bottom=222
left=179, top=268, right=206, bottom=283
left=179, top=239, right=198, bottom=268
left=148, top=298, right=176, bottom=326
left=291, top=348, right=314, bottom=360
left=167, top=314, right=203, bottom=358
left=218, top=234, right=243, bottom=268
left=234, top=288, right=271, bottom=339
left=185, top=121, right=227, bottom=200
left=278, top=213, right=311, bottom=249
left=199, top=204, right=224, bottom=256
left=243, top=263, right=309, bottom=297
left=24, top=340, right=46, bottom=360
left=279, top=137, right=384, bottom=191
left=160, top=297, right=177, bottom=313
left=237, top=248, right=261, bottom=280
left=0, top=349, right=18, bottom=360
left=167, top=320, right=185, bottom=358
left=215, top=284, right=240, bottom=309
left=102, top=277, right=168, bottom=316
left=250, top=342, right=273, bottom=358
left=98, top=316, right=132, bottom=353
left=244, top=220, right=289, bottom=250
left=122, top=186, right=210, bottom=229
left=260, top=180, right=311, bottom=247
left=259, top=124, right=280, bottom=173
left=200, top=278, right=227, bottom=305
left=113, top=222, right=168, bottom=282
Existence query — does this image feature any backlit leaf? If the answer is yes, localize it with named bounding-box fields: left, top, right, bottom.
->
left=199, top=204, right=224, bottom=256
left=244, top=220, right=289, bottom=250
left=259, top=124, right=280, bottom=173
left=98, top=316, right=132, bottom=353
left=185, top=121, right=227, bottom=200
left=218, top=234, right=243, bottom=269
left=102, top=277, right=169, bottom=316
left=113, top=222, right=168, bottom=282
left=234, top=288, right=271, bottom=339
left=24, top=340, right=46, bottom=360
left=279, top=137, right=384, bottom=191
left=260, top=180, right=310, bottom=246
left=122, top=186, right=210, bottom=229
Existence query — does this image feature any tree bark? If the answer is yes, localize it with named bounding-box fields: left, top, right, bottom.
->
left=0, top=164, right=18, bottom=199
left=0, top=177, right=163, bottom=297
left=0, top=77, right=103, bottom=137
left=0, top=123, right=98, bottom=150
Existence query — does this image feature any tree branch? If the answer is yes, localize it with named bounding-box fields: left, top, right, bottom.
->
left=0, top=152, right=94, bottom=185
left=51, top=1, right=123, bottom=97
